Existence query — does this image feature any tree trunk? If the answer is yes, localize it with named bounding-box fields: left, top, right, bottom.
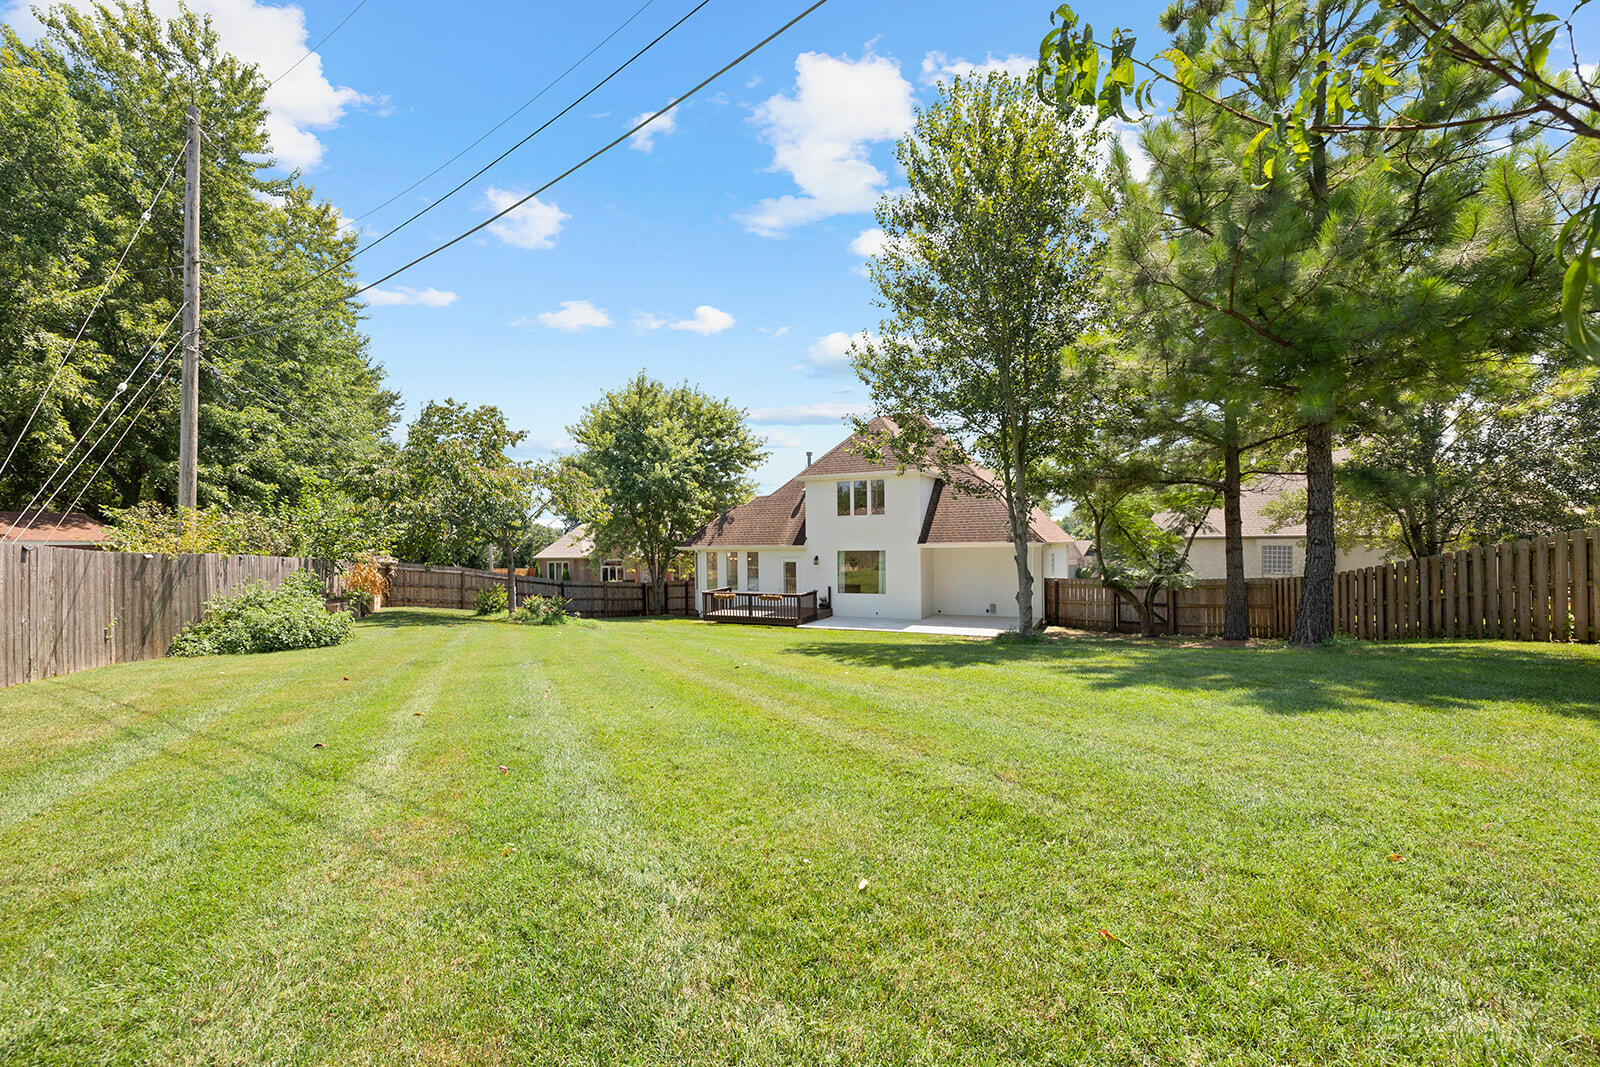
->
left=1290, top=419, right=1336, bottom=646
left=503, top=536, right=517, bottom=614
left=1009, top=492, right=1035, bottom=635
left=1222, top=431, right=1249, bottom=641
left=651, top=554, right=668, bottom=617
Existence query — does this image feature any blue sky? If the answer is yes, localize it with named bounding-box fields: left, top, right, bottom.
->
left=298, top=0, right=1161, bottom=492
left=13, top=0, right=1588, bottom=494
left=10, top=0, right=1173, bottom=492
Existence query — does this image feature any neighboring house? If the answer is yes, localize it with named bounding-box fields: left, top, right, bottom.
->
left=1178, top=475, right=1387, bottom=580
left=0, top=511, right=106, bottom=549
left=531, top=525, right=688, bottom=583
left=532, top=525, right=642, bottom=583
left=682, top=417, right=1085, bottom=624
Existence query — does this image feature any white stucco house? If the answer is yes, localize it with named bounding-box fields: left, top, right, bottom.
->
left=682, top=418, right=1084, bottom=630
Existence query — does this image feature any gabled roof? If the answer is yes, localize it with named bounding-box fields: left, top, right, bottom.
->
left=682, top=420, right=1075, bottom=549
left=680, top=478, right=806, bottom=549
left=801, top=415, right=921, bottom=477
left=0, top=511, right=106, bottom=543
left=918, top=480, right=1073, bottom=544
left=535, top=525, right=594, bottom=559
left=1180, top=475, right=1306, bottom=539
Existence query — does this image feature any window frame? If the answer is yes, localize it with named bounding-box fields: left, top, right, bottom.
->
left=837, top=550, right=886, bottom=595
left=601, top=560, right=625, bottom=583
left=853, top=479, right=868, bottom=516
left=746, top=552, right=759, bottom=587
left=1261, top=543, right=1294, bottom=576
left=783, top=560, right=797, bottom=594
left=727, top=551, right=739, bottom=589
left=836, top=481, right=851, bottom=516
left=869, top=478, right=885, bottom=514
left=705, top=551, right=718, bottom=588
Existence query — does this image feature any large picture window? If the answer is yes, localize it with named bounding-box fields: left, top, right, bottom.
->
left=837, top=550, right=886, bottom=594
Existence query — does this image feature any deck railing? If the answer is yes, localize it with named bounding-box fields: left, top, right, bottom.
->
left=700, top=588, right=822, bottom=626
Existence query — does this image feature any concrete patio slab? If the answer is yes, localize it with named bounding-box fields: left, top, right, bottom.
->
left=798, top=615, right=1016, bottom=638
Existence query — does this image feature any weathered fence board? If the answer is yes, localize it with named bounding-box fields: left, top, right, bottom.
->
left=2, top=545, right=332, bottom=689
left=1045, top=526, right=1600, bottom=644
left=379, top=562, right=695, bottom=618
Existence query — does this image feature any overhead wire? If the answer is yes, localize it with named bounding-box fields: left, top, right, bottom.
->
left=3, top=304, right=185, bottom=539
left=213, top=0, right=711, bottom=333
left=6, top=330, right=185, bottom=540
left=350, top=0, right=660, bottom=224
left=266, top=0, right=373, bottom=90
left=0, top=147, right=184, bottom=480
left=211, top=0, right=832, bottom=347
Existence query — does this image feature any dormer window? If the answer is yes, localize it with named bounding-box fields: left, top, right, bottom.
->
left=836, top=478, right=885, bottom=516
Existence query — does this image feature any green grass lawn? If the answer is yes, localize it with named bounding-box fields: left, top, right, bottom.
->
left=1, top=612, right=1597, bottom=1065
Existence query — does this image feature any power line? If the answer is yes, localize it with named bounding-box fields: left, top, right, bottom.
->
left=55, top=365, right=182, bottom=534
left=3, top=305, right=185, bottom=538
left=214, top=0, right=711, bottom=334
left=351, top=0, right=660, bottom=225
left=6, top=333, right=184, bottom=541
left=212, top=0, right=832, bottom=346
left=0, top=148, right=184, bottom=480
left=267, top=0, right=373, bottom=90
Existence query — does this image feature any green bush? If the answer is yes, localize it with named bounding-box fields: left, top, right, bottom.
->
left=509, top=595, right=570, bottom=626
left=169, top=571, right=352, bottom=657
left=474, top=585, right=508, bottom=615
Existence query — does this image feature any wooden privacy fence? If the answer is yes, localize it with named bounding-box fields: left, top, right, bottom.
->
left=1045, top=527, right=1600, bottom=643
left=1331, top=528, right=1600, bottom=641
left=1, top=544, right=335, bottom=689
left=381, top=562, right=695, bottom=617
left=1044, top=578, right=1285, bottom=638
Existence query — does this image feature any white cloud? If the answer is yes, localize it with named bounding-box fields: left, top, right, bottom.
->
left=763, top=429, right=805, bottom=449
left=920, top=50, right=1035, bottom=85
left=2, top=0, right=377, bottom=171
left=805, top=330, right=875, bottom=375
left=632, top=305, right=736, bottom=334
left=757, top=325, right=791, bottom=338
left=534, top=300, right=612, bottom=331
left=669, top=305, right=735, bottom=334
left=736, top=52, right=915, bottom=237
left=748, top=402, right=871, bottom=425
left=482, top=187, right=569, bottom=250
left=365, top=285, right=457, bottom=308
left=850, top=228, right=887, bottom=257
left=628, top=105, right=678, bottom=152
left=1114, top=121, right=1153, bottom=181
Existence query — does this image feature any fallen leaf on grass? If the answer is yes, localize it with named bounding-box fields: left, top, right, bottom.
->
left=501, top=845, right=518, bottom=856
left=412, top=712, right=423, bottom=717
left=342, top=676, right=349, bottom=681
left=857, top=878, right=869, bottom=892
left=498, top=765, right=509, bottom=774
left=1099, top=929, right=1118, bottom=942
left=312, top=742, right=325, bottom=749
left=1388, top=853, right=1405, bottom=862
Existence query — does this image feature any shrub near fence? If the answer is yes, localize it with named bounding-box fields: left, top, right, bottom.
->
left=1045, top=527, right=1600, bottom=644
left=379, top=563, right=695, bottom=617
left=1, top=544, right=337, bottom=688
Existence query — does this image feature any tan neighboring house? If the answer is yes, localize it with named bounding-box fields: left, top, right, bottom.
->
left=0, top=511, right=107, bottom=549
left=1179, top=475, right=1386, bottom=580
left=532, top=525, right=641, bottom=583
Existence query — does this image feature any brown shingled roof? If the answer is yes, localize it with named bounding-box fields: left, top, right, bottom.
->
left=0, top=511, right=106, bottom=543
left=801, top=415, right=925, bottom=477
left=534, top=524, right=594, bottom=560
left=680, top=478, right=807, bottom=549
left=917, top=480, right=1072, bottom=544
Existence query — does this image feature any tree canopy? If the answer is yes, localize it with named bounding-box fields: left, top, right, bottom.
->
left=565, top=373, right=765, bottom=615
left=0, top=1, right=395, bottom=518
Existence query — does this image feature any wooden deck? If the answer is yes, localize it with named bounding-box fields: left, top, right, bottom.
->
left=700, top=589, right=829, bottom=626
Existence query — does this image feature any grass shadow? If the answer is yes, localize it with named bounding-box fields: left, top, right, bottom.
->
left=777, top=633, right=1600, bottom=721
left=359, top=609, right=487, bottom=629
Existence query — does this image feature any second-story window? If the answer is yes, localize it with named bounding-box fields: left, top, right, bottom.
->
left=837, top=478, right=886, bottom=516
left=853, top=479, right=868, bottom=515
left=836, top=481, right=850, bottom=516
left=870, top=479, right=885, bottom=514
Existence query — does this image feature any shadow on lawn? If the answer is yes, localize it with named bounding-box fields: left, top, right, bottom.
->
left=359, top=609, right=493, bottom=629
left=778, top=636, right=1600, bottom=721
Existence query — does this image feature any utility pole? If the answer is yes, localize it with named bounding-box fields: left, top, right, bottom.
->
left=179, top=104, right=201, bottom=513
